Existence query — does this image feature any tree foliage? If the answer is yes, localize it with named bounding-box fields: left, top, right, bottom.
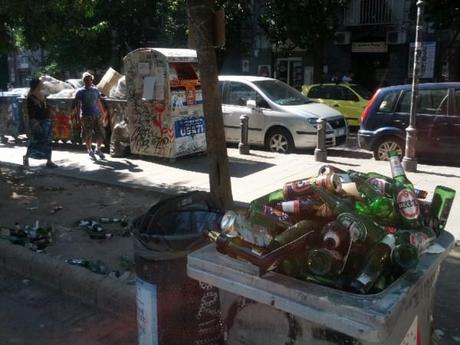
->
left=259, top=0, right=347, bottom=49
left=426, top=0, right=460, bottom=34
left=0, top=0, right=247, bottom=76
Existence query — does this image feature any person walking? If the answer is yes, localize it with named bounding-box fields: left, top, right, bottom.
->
left=23, top=79, right=58, bottom=168
left=75, top=72, right=107, bottom=159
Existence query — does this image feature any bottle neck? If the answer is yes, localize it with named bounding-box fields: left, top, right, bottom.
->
left=389, top=155, right=405, bottom=178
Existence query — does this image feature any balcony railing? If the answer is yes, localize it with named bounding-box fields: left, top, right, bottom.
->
left=344, top=0, right=405, bottom=26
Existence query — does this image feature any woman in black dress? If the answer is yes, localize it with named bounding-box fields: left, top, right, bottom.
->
left=23, top=78, right=57, bottom=168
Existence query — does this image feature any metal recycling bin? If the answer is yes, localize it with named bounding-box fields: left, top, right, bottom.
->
left=133, top=192, right=225, bottom=345
left=0, top=91, right=25, bottom=142
left=124, top=48, right=206, bottom=160
left=187, top=231, right=455, bottom=345
left=45, top=98, right=80, bottom=143
left=103, top=98, right=130, bottom=157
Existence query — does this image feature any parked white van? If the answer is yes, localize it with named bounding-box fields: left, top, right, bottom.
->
left=218, top=75, right=348, bottom=153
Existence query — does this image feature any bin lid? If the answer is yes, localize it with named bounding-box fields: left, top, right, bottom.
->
left=124, top=48, right=197, bottom=63
left=187, top=231, right=455, bottom=343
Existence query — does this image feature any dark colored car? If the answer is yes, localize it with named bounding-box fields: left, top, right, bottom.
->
left=358, top=83, right=460, bottom=161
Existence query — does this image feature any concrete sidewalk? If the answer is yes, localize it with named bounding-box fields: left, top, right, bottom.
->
left=1, top=143, right=459, bottom=238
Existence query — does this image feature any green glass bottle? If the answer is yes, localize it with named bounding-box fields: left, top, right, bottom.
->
left=307, top=248, right=345, bottom=276
left=429, top=185, right=456, bottom=235
left=267, top=220, right=319, bottom=250
left=394, top=227, right=436, bottom=253
left=349, top=234, right=396, bottom=294
left=350, top=171, right=427, bottom=200
left=388, top=150, right=423, bottom=229
left=348, top=171, right=398, bottom=222
left=310, top=184, right=386, bottom=243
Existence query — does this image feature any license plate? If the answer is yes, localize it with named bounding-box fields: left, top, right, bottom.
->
left=335, top=128, right=346, bottom=136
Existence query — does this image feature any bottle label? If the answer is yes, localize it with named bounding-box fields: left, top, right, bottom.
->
left=368, top=177, right=386, bottom=194
left=284, top=179, right=312, bottom=198
left=408, top=232, right=432, bottom=251
left=397, top=189, right=420, bottom=220
left=357, top=272, right=373, bottom=286
left=389, top=155, right=405, bottom=177
left=281, top=200, right=297, bottom=214
left=263, top=206, right=292, bottom=223
left=336, top=213, right=367, bottom=242
left=381, top=234, right=396, bottom=249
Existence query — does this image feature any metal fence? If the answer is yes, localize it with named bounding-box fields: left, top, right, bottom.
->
left=345, top=0, right=405, bottom=26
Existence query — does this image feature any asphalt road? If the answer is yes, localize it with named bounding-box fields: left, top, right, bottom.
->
left=0, top=268, right=137, bottom=345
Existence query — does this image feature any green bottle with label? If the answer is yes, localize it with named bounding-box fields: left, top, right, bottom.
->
left=388, top=150, right=423, bottom=229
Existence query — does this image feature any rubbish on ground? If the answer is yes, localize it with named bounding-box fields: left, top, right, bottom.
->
left=65, top=258, right=110, bottom=275
left=119, top=255, right=134, bottom=270
left=77, top=219, right=113, bottom=240
left=50, top=205, right=63, bottom=214
left=210, top=155, right=456, bottom=294
left=0, top=221, right=53, bottom=251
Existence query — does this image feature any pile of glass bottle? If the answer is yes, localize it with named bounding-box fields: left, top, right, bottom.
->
left=208, top=151, right=456, bottom=294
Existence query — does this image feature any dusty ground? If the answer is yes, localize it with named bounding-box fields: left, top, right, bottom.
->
left=0, top=269, right=137, bottom=345
left=0, top=164, right=164, bottom=273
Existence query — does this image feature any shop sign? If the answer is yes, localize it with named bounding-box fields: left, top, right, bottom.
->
left=352, top=42, right=388, bottom=53
left=408, top=41, right=436, bottom=79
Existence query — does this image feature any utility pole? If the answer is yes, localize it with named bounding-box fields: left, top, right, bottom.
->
left=187, top=0, right=234, bottom=209
left=402, top=0, right=424, bottom=172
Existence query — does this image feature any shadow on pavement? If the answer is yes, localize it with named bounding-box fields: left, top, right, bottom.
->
left=94, top=159, right=143, bottom=173
left=160, top=155, right=275, bottom=178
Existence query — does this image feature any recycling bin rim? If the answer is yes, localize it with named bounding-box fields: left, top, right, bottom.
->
left=187, top=230, right=455, bottom=343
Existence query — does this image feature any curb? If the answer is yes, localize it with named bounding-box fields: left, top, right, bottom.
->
left=0, top=241, right=136, bottom=321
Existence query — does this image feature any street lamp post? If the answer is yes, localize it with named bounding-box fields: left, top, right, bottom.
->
left=402, top=0, right=424, bottom=172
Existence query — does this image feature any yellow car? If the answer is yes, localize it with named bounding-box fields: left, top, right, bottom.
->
left=302, top=83, right=371, bottom=127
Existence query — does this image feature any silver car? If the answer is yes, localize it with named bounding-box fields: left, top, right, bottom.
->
left=218, top=75, right=348, bottom=153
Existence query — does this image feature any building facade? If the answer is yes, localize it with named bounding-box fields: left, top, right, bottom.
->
left=221, top=0, right=458, bottom=92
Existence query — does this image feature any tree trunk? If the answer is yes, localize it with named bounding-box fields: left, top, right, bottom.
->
left=187, top=0, right=234, bottom=210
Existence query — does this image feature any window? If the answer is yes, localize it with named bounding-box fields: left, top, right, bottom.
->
left=338, top=86, right=359, bottom=101
left=378, top=91, right=399, bottom=113
left=396, top=89, right=449, bottom=115
left=253, top=79, right=309, bottom=105
left=224, top=82, right=257, bottom=106
left=453, top=89, right=460, bottom=116
left=322, top=86, right=340, bottom=100
left=307, top=86, right=325, bottom=99
left=349, top=85, right=372, bottom=100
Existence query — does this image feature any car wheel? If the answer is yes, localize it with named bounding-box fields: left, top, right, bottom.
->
left=266, top=128, right=294, bottom=154
left=373, top=137, right=404, bottom=161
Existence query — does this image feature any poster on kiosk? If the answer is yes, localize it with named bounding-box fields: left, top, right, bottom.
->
left=124, top=48, right=206, bottom=159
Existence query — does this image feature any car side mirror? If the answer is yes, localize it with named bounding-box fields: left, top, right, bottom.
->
left=246, top=99, right=257, bottom=109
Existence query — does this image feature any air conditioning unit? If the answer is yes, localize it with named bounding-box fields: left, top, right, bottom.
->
left=387, top=31, right=407, bottom=45
left=333, top=32, right=351, bottom=45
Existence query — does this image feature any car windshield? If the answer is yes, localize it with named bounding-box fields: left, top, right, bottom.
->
left=349, top=85, right=372, bottom=100
left=253, top=80, right=311, bottom=105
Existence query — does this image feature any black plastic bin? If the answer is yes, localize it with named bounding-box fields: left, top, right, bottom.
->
left=133, top=191, right=225, bottom=345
